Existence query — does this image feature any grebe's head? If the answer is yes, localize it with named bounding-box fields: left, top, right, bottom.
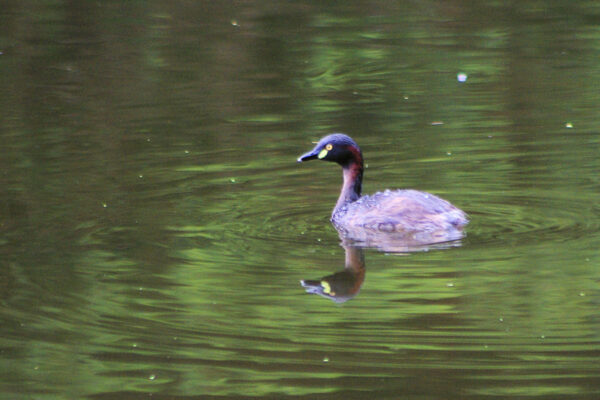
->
left=297, top=133, right=363, bottom=167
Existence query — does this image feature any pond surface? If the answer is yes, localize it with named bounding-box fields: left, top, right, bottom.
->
left=1, top=1, right=600, bottom=399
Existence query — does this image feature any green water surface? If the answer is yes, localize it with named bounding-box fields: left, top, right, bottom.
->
left=1, top=1, right=599, bottom=399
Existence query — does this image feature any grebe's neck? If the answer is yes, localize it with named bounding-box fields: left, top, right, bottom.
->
left=334, top=160, right=363, bottom=215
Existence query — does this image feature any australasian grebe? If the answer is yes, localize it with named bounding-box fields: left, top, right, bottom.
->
left=297, top=134, right=468, bottom=239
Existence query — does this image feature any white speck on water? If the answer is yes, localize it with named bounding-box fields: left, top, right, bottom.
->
left=499, top=317, right=503, bottom=322
left=446, top=152, right=452, bottom=156
left=446, top=282, right=454, bottom=287
left=132, top=343, right=137, bottom=348
left=184, top=150, right=190, bottom=154
left=579, top=292, right=586, bottom=297
left=540, top=335, right=545, bottom=339
left=231, top=19, right=239, bottom=27
left=102, top=203, right=108, bottom=208
left=229, top=178, right=236, bottom=183
left=457, top=73, right=468, bottom=82
left=431, top=121, right=444, bottom=126
left=403, top=96, right=409, bottom=100
left=323, top=356, right=329, bottom=363
left=149, top=374, right=156, bottom=380
left=565, top=122, right=573, bottom=128
left=138, top=174, right=143, bottom=178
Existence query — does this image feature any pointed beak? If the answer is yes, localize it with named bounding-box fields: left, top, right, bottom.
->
left=300, top=280, right=329, bottom=295
left=300, top=279, right=322, bottom=292
left=297, top=148, right=320, bottom=163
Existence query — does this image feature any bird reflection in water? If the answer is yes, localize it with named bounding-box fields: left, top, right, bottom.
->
left=301, top=245, right=366, bottom=303
left=301, top=236, right=463, bottom=303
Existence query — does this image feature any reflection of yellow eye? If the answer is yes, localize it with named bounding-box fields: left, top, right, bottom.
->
left=325, top=144, right=333, bottom=151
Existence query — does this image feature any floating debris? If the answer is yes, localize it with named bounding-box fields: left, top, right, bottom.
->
left=323, top=356, right=329, bottom=363
left=457, top=73, right=468, bottom=82
left=565, top=122, right=573, bottom=128
left=231, top=19, right=239, bottom=27
left=431, top=121, right=444, bottom=126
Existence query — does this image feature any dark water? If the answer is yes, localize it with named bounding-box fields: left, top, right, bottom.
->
left=1, top=1, right=600, bottom=399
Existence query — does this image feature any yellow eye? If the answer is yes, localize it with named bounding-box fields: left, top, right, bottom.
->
left=325, top=144, right=333, bottom=151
